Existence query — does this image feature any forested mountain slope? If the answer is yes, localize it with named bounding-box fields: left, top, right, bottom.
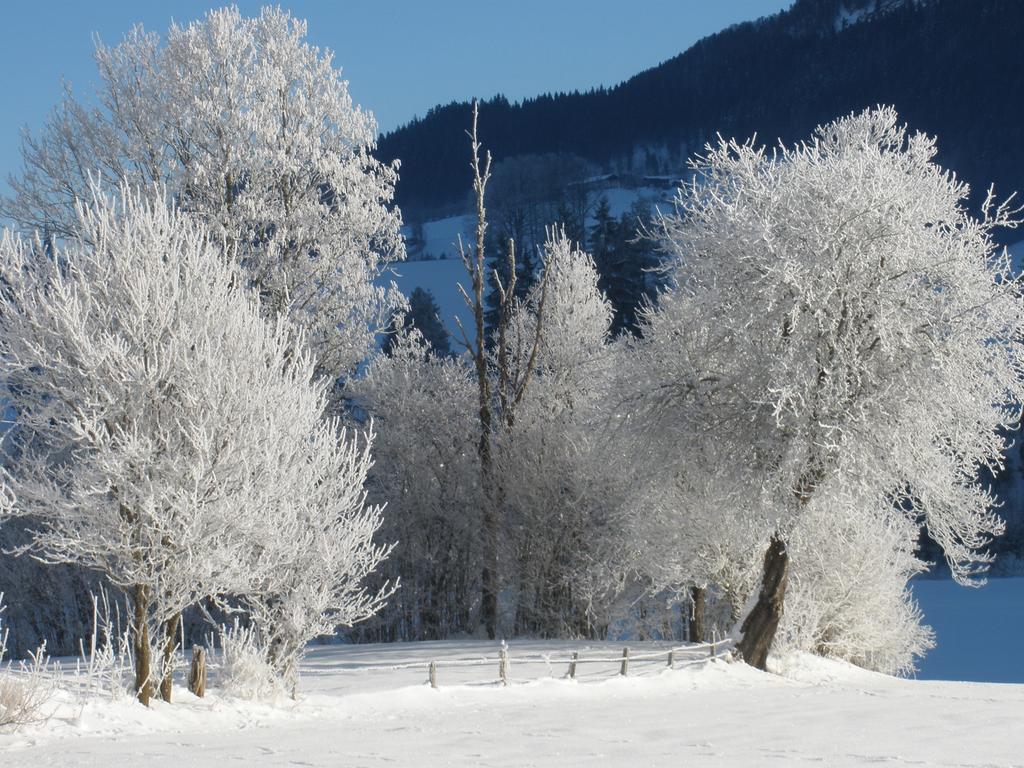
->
left=378, top=0, right=1023, bottom=221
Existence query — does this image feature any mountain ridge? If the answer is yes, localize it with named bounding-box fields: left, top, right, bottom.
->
left=377, top=0, right=1023, bottom=222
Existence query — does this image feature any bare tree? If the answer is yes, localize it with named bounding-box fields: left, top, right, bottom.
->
left=455, top=102, right=552, bottom=639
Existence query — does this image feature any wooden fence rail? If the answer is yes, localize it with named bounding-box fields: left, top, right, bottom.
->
left=394, top=639, right=734, bottom=690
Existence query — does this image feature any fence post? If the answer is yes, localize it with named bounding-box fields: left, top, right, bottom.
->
left=568, top=651, right=578, bottom=680
left=620, top=647, right=630, bottom=676
left=428, top=660, right=438, bottom=689
left=667, top=649, right=675, bottom=669
left=188, top=646, right=206, bottom=698
left=499, top=640, right=509, bottom=686
left=710, top=640, right=716, bottom=659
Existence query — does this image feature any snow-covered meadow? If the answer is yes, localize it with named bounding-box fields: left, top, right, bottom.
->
left=2, top=580, right=1022, bottom=766
left=2, top=640, right=1022, bottom=767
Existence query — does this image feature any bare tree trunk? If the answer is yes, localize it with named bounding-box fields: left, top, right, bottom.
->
left=457, top=102, right=499, bottom=641
left=481, top=496, right=499, bottom=639
left=159, top=612, right=181, bottom=702
left=689, top=585, right=706, bottom=644
left=735, top=535, right=789, bottom=670
left=457, top=102, right=552, bottom=641
left=131, top=583, right=154, bottom=707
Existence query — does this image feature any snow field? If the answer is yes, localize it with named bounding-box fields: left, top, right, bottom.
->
left=2, top=640, right=1022, bottom=767
left=383, top=257, right=473, bottom=340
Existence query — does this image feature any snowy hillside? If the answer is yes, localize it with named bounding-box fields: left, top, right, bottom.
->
left=408, top=185, right=670, bottom=260
left=3, top=641, right=1022, bottom=767
left=384, top=257, right=473, bottom=341
left=415, top=214, right=473, bottom=261
left=388, top=183, right=672, bottom=341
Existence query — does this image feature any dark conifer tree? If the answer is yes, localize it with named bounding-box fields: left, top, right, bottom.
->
left=589, top=199, right=661, bottom=336
left=484, top=234, right=539, bottom=342
left=383, top=287, right=452, bottom=357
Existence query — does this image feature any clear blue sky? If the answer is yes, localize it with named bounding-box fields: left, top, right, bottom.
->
left=0, top=1, right=791, bottom=190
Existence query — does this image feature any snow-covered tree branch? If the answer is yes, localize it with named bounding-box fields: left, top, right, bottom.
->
left=1, top=6, right=404, bottom=380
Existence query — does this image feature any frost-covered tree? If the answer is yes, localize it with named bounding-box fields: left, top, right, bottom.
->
left=238, top=424, right=393, bottom=694
left=456, top=104, right=558, bottom=639
left=349, top=331, right=481, bottom=640
left=645, top=107, right=1024, bottom=668
left=1, top=6, right=404, bottom=379
left=778, top=484, right=935, bottom=676
left=0, top=185, right=389, bottom=705
left=608, top=435, right=765, bottom=643
left=508, top=229, right=613, bottom=396
left=497, top=229, right=618, bottom=635
left=447, top=109, right=623, bottom=638
left=609, top=255, right=771, bottom=641
left=353, top=224, right=619, bottom=640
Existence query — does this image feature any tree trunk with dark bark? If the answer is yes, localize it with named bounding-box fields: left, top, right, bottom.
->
left=481, top=487, right=499, bottom=639
left=735, top=535, right=789, bottom=670
left=159, top=612, right=181, bottom=702
left=689, top=585, right=706, bottom=644
left=132, top=584, right=154, bottom=707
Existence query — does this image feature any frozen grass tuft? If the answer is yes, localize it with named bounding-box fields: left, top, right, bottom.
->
left=213, top=620, right=285, bottom=702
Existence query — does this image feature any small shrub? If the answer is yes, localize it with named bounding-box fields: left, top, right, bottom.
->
left=1, top=594, right=56, bottom=732
left=213, top=620, right=284, bottom=701
left=74, top=591, right=134, bottom=701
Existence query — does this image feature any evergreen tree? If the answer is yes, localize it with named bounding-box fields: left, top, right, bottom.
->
left=484, top=235, right=539, bottom=341
left=384, top=287, right=452, bottom=358
left=589, top=196, right=616, bottom=260
left=589, top=199, right=660, bottom=337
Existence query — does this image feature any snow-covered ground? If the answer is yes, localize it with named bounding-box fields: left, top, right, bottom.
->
left=383, top=257, right=472, bottom=341
left=418, top=214, right=473, bottom=262
left=3, top=638, right=1023, bottom=766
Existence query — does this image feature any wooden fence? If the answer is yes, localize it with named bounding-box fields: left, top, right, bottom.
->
left=332, top=639, right=733, bottom=690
